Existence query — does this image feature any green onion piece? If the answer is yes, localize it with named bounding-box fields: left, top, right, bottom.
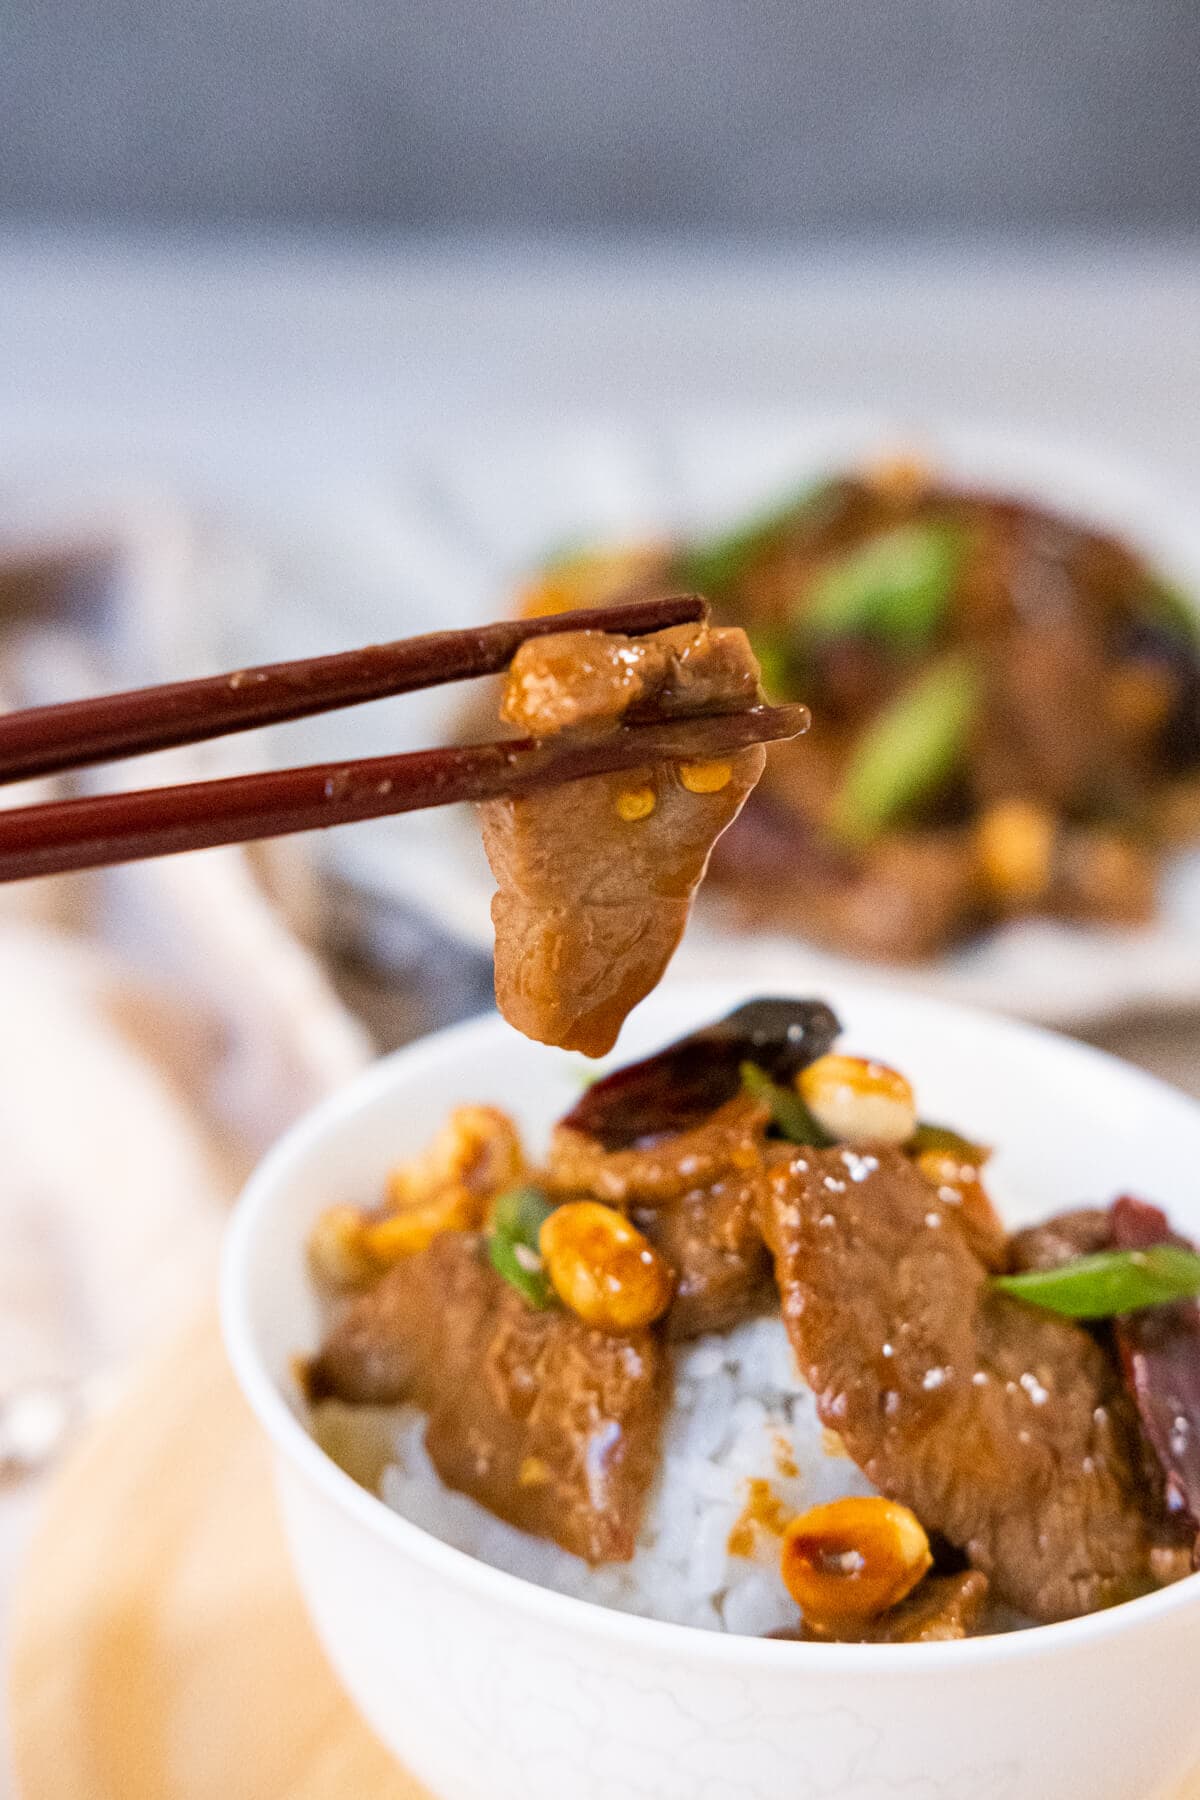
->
left=677, top=481, right=842, bottom=597
left=994, top=1246, right=1200, bottom=1319
left=487, top=1186, right=559, bottom=1309
left=740, top=1061, right=832, bottom=1145
left=799, top=522, right=965, bottom=653
left=829, top=653, right=980, bottom=846
left=1145, top=578, right=1200, bottom=644
left=747, top=630, right=792, bottom=700
left=907, top=1121, right=991, bottom=1164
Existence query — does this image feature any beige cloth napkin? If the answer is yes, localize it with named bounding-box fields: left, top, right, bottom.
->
left=0, top=513, right=373, bottom=1792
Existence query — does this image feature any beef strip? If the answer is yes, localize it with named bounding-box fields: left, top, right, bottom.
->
left=775, top=1570, right=992, bottom=1644
left=1109, top=1197, right=1200, bottom=1556
left=977, top=615, right=1114, bottom=810
left=688, top=479, right=1200, bottom=959
left=307, top=1231, right=669, bottom=1563
left=710, top=804, right=980, bottom=963
left=479, top=623, right=765, bottom=1055
left=760, top=1147, right=1172, bottom=1620
left=548, top=1095, right=775, bottom=1338
left=1006, top=1207, right=1114, bottom=1272
left=1006, top=1198, right=1200, bottom=1570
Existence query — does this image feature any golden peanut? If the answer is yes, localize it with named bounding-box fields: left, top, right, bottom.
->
left=678, top=759, right=733, bottom=794
left=780, top=1497, right=932, bottom=1623
left=518, top=1456, right=553, bottom=1489
left=516, top=544, right=669, bottom=619
left=539, top=1201, right=674, bottom=1332
left=974, top=799, right=1055, bottom=905
left=862, top=452, right=930, bottom=507
left=615, top=786, right=657, bottom=822
left=365, top=1186, right=481, bottom=1263
left=388, top=1106, right=524, bottom=1213
left=308, top=1204, right=375, bottom=1289
left=797, top=1054, right=917, bottom=1147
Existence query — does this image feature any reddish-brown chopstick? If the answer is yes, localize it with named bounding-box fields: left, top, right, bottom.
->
left=0, top=593, right=708, bottom=787
left=0, top=703, right=809, bottom=883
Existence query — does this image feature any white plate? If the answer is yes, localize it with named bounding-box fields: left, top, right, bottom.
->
left=228, top=413, right=1200, bottom=1029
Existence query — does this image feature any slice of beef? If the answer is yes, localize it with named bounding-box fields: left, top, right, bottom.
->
left=307, top=1232, right=669, bottom=1563
left=1006, top=1207, right=1114, bottom=1273
left=479, top=623, right=766, bottom=1055
left=776, top=1570, right=992, bottom=1644
left=549, top=1094, right=775, bottom=1338
left=630, top=1180, right=774, bottom=1340
left=305, top=1222, right=490, bottom=1405
left=761, top=1147, right=1171, bottom=1621
left=712, top=805, right=981, bottom=963
left=1005, top=1198, right=1200, bottom=1570
left=1110, top=1196, right=1200, bottom=1556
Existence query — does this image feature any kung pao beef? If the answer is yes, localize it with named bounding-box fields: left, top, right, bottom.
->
left=514, top=463, right=1200, bottom=959
left=305, top=998, right=1200, bottom=1641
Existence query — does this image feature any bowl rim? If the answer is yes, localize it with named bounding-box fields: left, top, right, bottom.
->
left=221, top=978, right=1200, bottom=1673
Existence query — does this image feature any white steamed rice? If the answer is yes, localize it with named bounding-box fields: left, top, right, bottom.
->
left=378, top=1316, right=878, bottom=1635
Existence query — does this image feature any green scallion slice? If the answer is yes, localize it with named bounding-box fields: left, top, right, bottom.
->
left=747, top=630, right=793, bottom=700
left=829, top=654, right=980, bottom=846
left=487, top=1186, right=559, bottom=1309
left=994, top=1246, right=1200, bottom=1319
left=740, top=1061, right=831, bottom=1145
left=1145, top=578, right=1200, bottom=644
left=799, top=522, right=965, bottom=653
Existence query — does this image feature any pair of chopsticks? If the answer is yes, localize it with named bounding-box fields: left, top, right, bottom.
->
left=0, top=596, right=809, bottom=882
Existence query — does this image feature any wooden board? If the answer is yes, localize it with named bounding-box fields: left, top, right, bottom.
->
left=11, top=1315, right=1200, bottom=1800
left=9, top=1313, right=431, bottom=1800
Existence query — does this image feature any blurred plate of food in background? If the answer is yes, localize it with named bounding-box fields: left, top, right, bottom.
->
left=222, top=414, right=1200, bottom=1028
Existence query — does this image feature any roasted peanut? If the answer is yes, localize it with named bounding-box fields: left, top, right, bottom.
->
left=388, top=1106, right=524, bottom=1214
left=308, top=1203, right=375, bottom=1289
left=615, top=785, right=657, bottom=822
left=344, top=1107, right=528, bottom=1266
left=862, top=452, right=930, bottom=508
left=539, top=1200, right=674, bottom=1332
left=516, top=544, right=670, bottom=619
left=780, top=1497, right=932, bottom=1623
left=365, top=1186, right=483, bottom=1262
left=798, top=1054, right=917, bottom=1147
left=678, top=759, right=733, bottom=794
left=975, top=799, right=1055, bottom=905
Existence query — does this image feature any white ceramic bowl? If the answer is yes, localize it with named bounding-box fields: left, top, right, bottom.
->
left=222, top=981, right=1200, bottom=1800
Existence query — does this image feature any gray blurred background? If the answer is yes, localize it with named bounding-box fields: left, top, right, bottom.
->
left=3, top=0, right=1199, bottom=232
